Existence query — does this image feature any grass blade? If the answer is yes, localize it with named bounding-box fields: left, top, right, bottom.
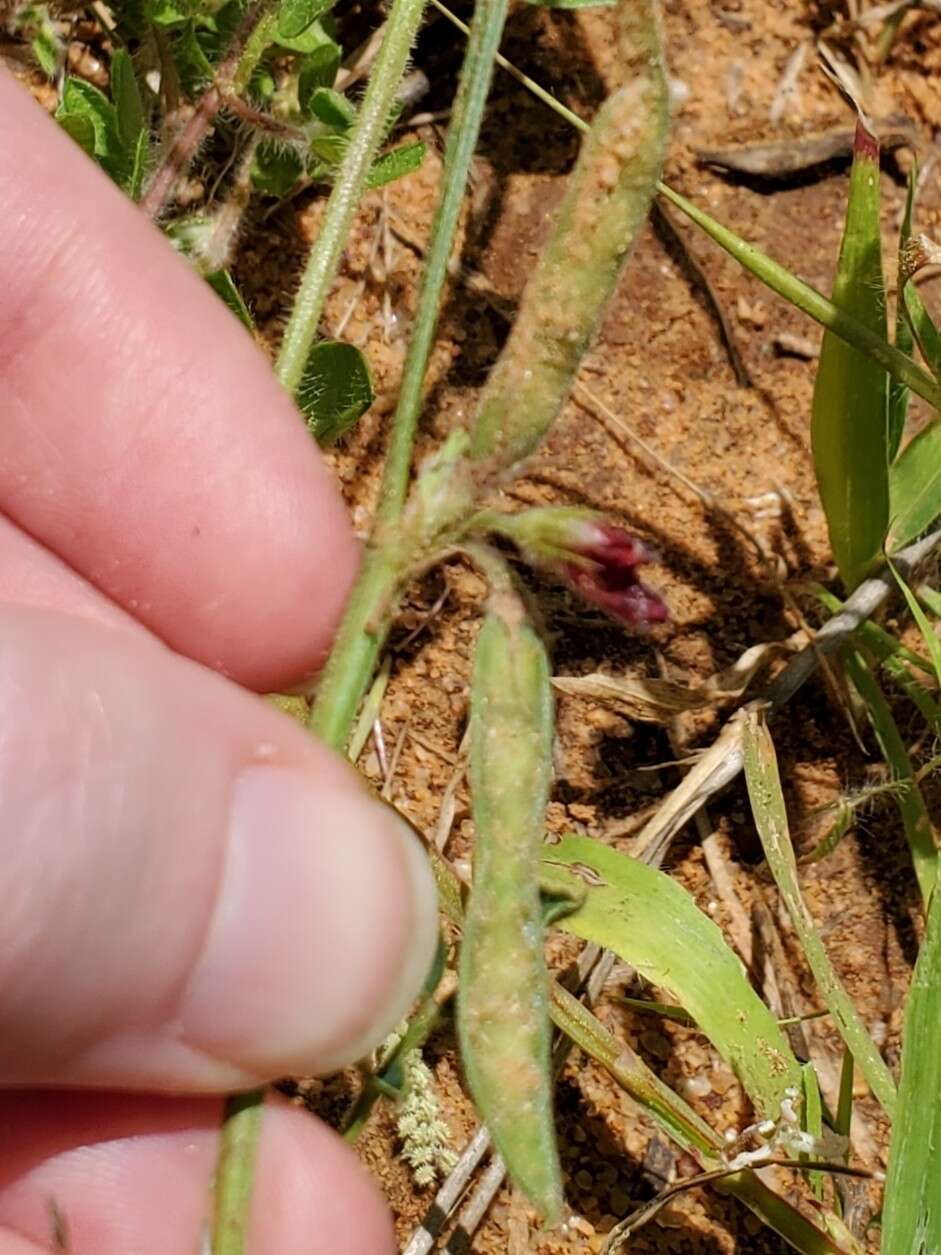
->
left=811, top=119, right=889, bottom=590
left=658, top=181, right=941, bottom=412
left=814, top=586, right=941, bottom=734
left=890, top=559, right=941, bottom=685
left=888, top=420, right=941, bottom=551
left=741, top=709, right=896, bottom=1115
left=881, top=877, right=941, bottom=1253
left=544, top=834, right=802, bottom=1118
left=889, top=167, right=917, bottom=459
left=457, top=601, right=562, bottom=1221
left=840, top=645, right=937, bottom=903
left=551, top=987, right=854, bottom=1255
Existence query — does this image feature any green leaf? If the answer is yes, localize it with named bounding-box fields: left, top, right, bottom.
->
left=111, top=48, right=146, bottom=151
left=56, top=78, right=129, bottom=185
left=273, top=15, right=334, bottom=52
left=297, top=41, right=342, bottom=110
left=888, top=421, right=941, bottom=551
left=276, top=0, right=332, bottom=39
left=890, top=166, right=917, bottom=461
left=905, top=280, right=941, bottom=381
left=206, top=270, right=255, bottom=332
left=172, top=21, right=215, bottom=93
left=308, top=85, right=357, bottom=131
left=742, top=709, right=896, bottom=1114
left=56, top=111, right=97, bottom=156
left=310, top=133, right=347, bottom=167
left=125, top=127, right=150, bottom=200
left=811, top=117, right=890, bottom=591
left=296, top=341, right=374, bottom=443
left=841, top=644, right=937, bottom=903
left=890, top=560, right=941, bottom=689
left=543, top=834, right=802, bottom=1119
left=882, top=877, right=941, bottom=1253
left=250, top=140, right=304, bottom=197
left=366, top=141, right=425, bottom=188
left=146, top=0, right=192, bottom=26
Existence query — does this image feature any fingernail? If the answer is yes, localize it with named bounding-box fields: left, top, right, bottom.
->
left=178, top=766, right=439, bottom=1076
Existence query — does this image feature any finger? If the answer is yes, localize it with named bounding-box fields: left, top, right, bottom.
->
left=0, top=1092, right=395, bottom=1254
left=0, top=606, right=438, bottom=1089
left=0, top=512, right=135, bottom=629
left=0, top=70, right=358, bottom=691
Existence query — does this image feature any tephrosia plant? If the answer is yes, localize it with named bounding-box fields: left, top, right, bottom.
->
left=12, top=0, right=941, bottom=1248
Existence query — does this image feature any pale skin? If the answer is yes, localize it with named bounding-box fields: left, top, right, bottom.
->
left=0, top=68, right=439, bottom=1254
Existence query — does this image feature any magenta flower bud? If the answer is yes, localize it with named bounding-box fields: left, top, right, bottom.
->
left=486, top=508, right=669, bottom=629
left=562, top=522, right=669, bottom=629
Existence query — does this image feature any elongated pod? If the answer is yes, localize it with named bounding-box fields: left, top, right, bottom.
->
left=457, top=599, right=560, bottom=1221
left=470, top=0, right=669, bottom=470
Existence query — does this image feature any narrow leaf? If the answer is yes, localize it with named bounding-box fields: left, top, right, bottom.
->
left=742, top=707, right=897, bottom=1115
left=296, top=341, right=373, bottom=444
left=111, top=48, right=145, bottom=152
left=544, top=834, right=802, bottom=1118
left=889, top=166, right=917, bottom=459
left=901, top=233, right=941, bottom=381
left=842, top=644, right=937, bottom=902
left=888, top=420, right=941, bottom=551
left=811, top=118, right=889, bottom=590
left=881, top=879, right=941, bottom=1253
left=890, top=560, right=941, bottom=688
left=206, top=270, right=255, bottom=332
left=366, top=141, right=426, bottom=188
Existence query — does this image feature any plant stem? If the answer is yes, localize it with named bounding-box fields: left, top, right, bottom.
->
left=377, top=0, right=510, bottom=525
left=140, top=0, right=272, bottom=219
left=211, top=1090, right=265, bottom=1255
left=274, top=0, right=428, bottom=393
left=307, top=547, right=398, bottom=750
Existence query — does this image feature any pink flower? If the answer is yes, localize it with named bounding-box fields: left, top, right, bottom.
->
left=561, top=523, right=669, bottom=628
left=488, top=509, right=669, bottom=629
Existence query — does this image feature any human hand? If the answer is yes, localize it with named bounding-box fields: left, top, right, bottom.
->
left=0, top=68, right=437, bottom=1254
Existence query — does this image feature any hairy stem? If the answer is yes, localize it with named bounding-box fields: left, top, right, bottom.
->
left=377, top=0, right=511, bottom=525
left=275, top=0, right=428, bottom=392
left=140, top=0, right=272, bottom=219
left=309, top=0, right=669, bottom=749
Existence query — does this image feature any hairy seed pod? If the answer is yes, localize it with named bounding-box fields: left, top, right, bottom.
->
left=457, top=600, right=561, bottom=1222
left=469, top=0, right=669, bottom=471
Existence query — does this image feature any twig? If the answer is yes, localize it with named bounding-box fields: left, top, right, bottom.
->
left=603, top=1159, right=875, bottom=1253
left=630, top=526, right=941, bottom=865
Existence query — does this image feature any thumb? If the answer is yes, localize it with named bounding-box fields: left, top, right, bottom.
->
left=0, top=607, right=438, bottom=1091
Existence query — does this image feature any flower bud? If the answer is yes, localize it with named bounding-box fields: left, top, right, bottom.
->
left=486, top=507, right=669, bottom=629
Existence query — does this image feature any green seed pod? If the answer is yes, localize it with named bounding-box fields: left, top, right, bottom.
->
left=469, top=0, right=669, bottom=470
left=457, top=600, right=562, bottom=1222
